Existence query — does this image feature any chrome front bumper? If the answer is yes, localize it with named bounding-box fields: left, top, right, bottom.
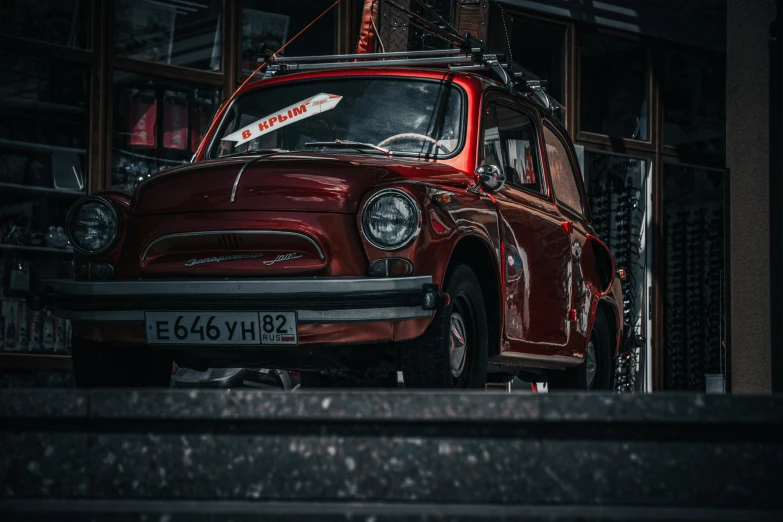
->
left=43, top=276, right=438, bottom=324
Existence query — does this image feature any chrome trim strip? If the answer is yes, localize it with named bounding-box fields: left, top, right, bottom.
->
left=140, top=230, right=325, bottom=262
left=492, top=351, right=583, bottom=367
left=47, top=276, right=432, bottom=296
left=53, top=306, right=431, bottom=324
left=297, top=307, right=431, bottom=322
left=230, top=156, right=265, bottom=203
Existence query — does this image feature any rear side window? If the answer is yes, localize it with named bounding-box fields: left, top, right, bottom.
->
left=543, top=125, right=583, bottom=214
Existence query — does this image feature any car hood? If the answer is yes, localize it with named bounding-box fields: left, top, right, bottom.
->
left=132, top=153, right=472, bottom=216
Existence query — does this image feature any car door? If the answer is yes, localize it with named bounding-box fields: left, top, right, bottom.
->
left=541, top=121, right=592, bottom=355
left=480, top=96, right=572, bottom=352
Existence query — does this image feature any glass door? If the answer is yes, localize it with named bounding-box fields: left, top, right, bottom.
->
left=662, top=163, right=726, bottom=391
left=582, top=150, right=653, bottom=392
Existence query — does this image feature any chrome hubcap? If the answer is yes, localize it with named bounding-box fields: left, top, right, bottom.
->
left=586, top=341, right=597, bottom=389
left=449, top=312, right=468, bottom=378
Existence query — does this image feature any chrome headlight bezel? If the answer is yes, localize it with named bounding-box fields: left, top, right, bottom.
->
left=66, top=196, right=120, bottom=255
left=360, top=188, right=421, bottom=251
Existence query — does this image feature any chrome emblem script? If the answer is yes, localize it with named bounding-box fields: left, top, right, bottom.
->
left=263, top=253, right=303, bottom=266
left=185, top=252, right=265, bottom=267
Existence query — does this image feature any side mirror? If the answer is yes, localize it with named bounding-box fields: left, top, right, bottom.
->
left=472, top=164, right=505, bottom=194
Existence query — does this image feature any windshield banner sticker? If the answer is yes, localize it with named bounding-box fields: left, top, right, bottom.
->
left=221, top=93, right=343, bottom=147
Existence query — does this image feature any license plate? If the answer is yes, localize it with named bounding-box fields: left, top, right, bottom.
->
left=145, top=312, right=298, bottom=345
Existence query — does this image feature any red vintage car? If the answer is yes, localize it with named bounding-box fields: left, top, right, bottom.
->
left=43, top=49, right=623, bottom=390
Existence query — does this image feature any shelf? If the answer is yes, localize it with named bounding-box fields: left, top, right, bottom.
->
left=0, top=182, right=84, bottom=198
left=0, top=244, right=73, bottom=255
left=0, top=97, right=87, bottom=115
left=0, top=139, right=87, bottom=155
left=0, top=353, right=72, bottom=373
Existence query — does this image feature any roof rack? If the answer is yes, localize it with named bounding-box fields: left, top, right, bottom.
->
left=258, top=36, right=564, bottom=118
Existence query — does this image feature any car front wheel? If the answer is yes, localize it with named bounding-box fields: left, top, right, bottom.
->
left=72, top=338, right=173, bottom=388
left=402, top=264, right=488, bottom=388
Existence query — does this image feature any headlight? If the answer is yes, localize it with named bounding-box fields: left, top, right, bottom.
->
left=66, top=197, right=119, bottom=254
left=361, top=189, right=420, bottom=250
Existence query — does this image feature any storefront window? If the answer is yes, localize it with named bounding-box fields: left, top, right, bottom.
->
left=114, top=0, right=223, bottom=71
left=410, top=0, right=455, bottom=51
left=583, top=151, right=650, bottom=390
left=579, top=33, right=650, bottom=141
left=0, top=54, right=88, bottom=356
left=241, top=0, right=338, bottom=74
left=506, top=16, right=566, bottom=105
left=0, top=53, right=89, bottom=191
left=112, top=72, right=220, bottom=190
left=662, top=163, right=725, bottom=391
left=663, top=48, right=726, bottom=161
left=583, top=151, right=650, bottom=347
left=0, top=0, right=90, bottom=49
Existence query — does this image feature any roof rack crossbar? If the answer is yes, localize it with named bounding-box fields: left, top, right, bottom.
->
left=449, top=65, right=491, bottom=73
left=255, top=33, right=562, bottom=118
left=266, top=56, right=477, bottom=73
left=264, top=48, right=482, bottom=64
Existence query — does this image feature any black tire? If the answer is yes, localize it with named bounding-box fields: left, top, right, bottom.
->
left=551, top=314, right=612, bottom=390
left=402, top=264, right=489, bottom=388
left=72, top=338, right=173, bottom=388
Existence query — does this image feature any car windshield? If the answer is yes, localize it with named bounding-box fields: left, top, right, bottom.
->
left=210, top=77, right=464, bottom=159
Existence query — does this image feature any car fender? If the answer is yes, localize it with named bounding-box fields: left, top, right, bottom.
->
left=356, top=182, right=503, bottom=342
left=590, top=278, right=623, bottom=358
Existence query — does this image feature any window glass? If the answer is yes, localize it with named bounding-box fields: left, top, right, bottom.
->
left=579, top=33, right=650, bottom=141
left=583, top=152, right=650, bottom=368
left=543, top=125, right=582, bottom=213
left=663, top=48, right=726, bottom=161
left=0, top=53, right=88, bottom=355
left=482, top=104, right=543, bottom=195
left=0, top=0, right=90, bottom=49
left=490, top=15, right=565, bottom=105
left=0, top=53, right=89, bottom=190
left=114, top=0, right=223, bottom=71
left=241, top=0, right=338, bottom=74
left=211, top=78, right=462, bottom=159
left=662, top=163, right=725, bottom=390
left=112, top=72, right=220, bottom=190
left=410, top=0, right=454, bottom=51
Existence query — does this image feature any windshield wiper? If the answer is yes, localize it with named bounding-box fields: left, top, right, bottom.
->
left=221, top=148, right=289, bottom=159
left=304, top=140, right=391, bottom=156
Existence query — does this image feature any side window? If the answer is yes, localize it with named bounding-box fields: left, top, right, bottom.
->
left=481, top=103, right=544, bottom=195
left=543, top=125, right=584, bottom=214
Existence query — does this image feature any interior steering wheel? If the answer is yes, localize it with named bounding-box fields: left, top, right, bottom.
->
left=377, top=133, right=451, bottom=154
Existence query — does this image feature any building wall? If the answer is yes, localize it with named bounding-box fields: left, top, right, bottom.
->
left=727, top=0, right=775, bottom=393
